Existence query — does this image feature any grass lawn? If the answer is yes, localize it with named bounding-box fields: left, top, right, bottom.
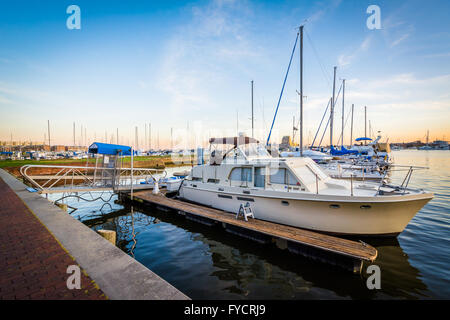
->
left=0, top=155, right=192, bottom=169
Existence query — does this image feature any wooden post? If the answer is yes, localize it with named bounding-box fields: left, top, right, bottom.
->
left=97, top=230, right=116, bottom=246
left=55, top=203, right=68, bottom=212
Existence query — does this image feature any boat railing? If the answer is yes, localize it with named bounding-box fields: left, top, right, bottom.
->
left=374, top=165, right=429, bottom=196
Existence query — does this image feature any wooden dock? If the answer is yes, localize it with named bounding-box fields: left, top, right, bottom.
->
left=122, top=190, right=378, bottom=273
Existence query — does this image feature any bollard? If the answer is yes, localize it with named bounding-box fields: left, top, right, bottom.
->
left=97, top=230, right=116, bottom=246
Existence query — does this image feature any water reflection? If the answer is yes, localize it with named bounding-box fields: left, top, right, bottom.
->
left=81, top=202, right=428, bottom=299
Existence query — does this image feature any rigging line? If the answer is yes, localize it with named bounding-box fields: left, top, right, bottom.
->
left=318, top=113, right=331, bottom=148
left=316, top=81, right=343, bottom=148
left=336, top=105, right=353, bottom=146
left=305, top=29, right=332, bottom=87
left=266, top=32, right=299, bottom=146
left=311, top=98, right=331, bottom=148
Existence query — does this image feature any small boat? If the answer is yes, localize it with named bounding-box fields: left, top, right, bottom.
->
left=178, top=137, right=433, bottom=237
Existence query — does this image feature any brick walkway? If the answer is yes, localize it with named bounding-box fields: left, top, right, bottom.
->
left=0, top=177, right=107, bottom=300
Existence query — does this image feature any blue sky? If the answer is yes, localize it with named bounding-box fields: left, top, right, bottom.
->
left=0, top=0, right=449, bottom=148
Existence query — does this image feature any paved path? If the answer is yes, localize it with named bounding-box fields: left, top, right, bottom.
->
left=0, top=176, right=106, bottom=300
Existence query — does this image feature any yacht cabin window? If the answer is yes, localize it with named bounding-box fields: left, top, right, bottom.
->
left=229, top=167, right=252, bottom=182
left=269, top=168, right=299, bottom=186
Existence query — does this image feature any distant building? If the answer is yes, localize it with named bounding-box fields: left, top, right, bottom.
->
left=280, top=136, right=298, bottom=151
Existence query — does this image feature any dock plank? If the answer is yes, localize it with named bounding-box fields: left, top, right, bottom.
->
left=132, top=191, right=377, bottom=262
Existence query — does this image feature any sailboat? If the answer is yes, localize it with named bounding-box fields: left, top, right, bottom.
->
left=419, top=130, right=433, bottom=150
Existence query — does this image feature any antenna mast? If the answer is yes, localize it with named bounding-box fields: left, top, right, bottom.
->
left=299, top=25, right=304, bottom=156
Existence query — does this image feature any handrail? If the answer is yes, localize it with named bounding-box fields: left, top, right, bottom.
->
left=20, top=164, right=164, bottom=193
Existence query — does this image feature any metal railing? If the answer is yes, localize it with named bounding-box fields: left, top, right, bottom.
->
left=20, top=164, right=164, bottom=194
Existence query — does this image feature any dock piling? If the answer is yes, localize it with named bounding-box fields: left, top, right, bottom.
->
left=97, top=229, right=117, bottom=246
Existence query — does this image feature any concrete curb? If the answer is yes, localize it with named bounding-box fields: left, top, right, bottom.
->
left=0, top=169, right=189, bottom=300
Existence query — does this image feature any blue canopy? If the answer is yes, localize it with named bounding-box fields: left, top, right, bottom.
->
left=330, top=145, right=358, bottom=156
left=341, top=146, right=358, bottom=154
left=0, top=151, right=13, bottom=155
left=88, top=142, right=132, bottom=156
left=355, top=137, right=372, bottom=142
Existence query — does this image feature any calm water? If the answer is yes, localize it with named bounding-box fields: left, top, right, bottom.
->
left=47, top=151, right=450, bottom=299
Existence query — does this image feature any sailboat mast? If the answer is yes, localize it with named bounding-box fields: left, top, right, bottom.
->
left=364, top=106, right=367, bottom=145
left=341, top=79, right=345, bottom=147
left=330, top=66, right=337, bottom=147
left=292, top=116, right=295, bottom=145
left=299, top=25, right=303, bottom=156
left=47, top=120, right=51, bottom=149
left=350, top=104, right=354, bottom=146
left=251, top=80, right=254, bottom=138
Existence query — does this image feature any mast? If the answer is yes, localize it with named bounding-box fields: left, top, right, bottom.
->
left=47, top=120, right=51, bottom=149
left=330, top=66, right=337, bottom=147
left=135, top=126, right=138, bottom=150
left=149, top=123, right=152, bottom=150
left=364, top=106, right=367, bottom=145
left=341, top=79, right=345, bottom=148
left=73, top=122, right=75, bottom=147
left=251, top=80, right=254, bottom=138
left=171, top=127, right=173, bottom=150
left=236, top=109, right=239, bottom=135
left=299, top=25, right=304, bottom=156
left=292, top=115, right=295, bottom=146
left=117, top=128, right=119, bottom=145
left=350, top=104, right=354, bottom=147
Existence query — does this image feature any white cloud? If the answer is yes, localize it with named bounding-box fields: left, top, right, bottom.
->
left=155, top=0, right=261, bottom=115
left=390, top=32, right=410, bottom=47
left=338, top=35, right=372, bottom=67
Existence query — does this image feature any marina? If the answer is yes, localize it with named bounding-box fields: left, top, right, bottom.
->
left=0, top=0, right=449, bottom=304
left=33, top=150, right=449, bottom=299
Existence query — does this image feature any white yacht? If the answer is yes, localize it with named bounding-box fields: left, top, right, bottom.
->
left=178, top=137, right=433, bottom=237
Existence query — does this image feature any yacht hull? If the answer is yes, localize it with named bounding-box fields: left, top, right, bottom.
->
left=179, top=186, right=432, bottom=236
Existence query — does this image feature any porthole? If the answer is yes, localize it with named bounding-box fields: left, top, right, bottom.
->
left=329, top=204, right=340, bottom=209
left=360, top=205, right=372, bottom=210
left=281, top=201, right=289, bottom=206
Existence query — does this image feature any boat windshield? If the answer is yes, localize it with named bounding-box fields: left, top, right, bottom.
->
left=239, top=143, right=271, bottom=158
